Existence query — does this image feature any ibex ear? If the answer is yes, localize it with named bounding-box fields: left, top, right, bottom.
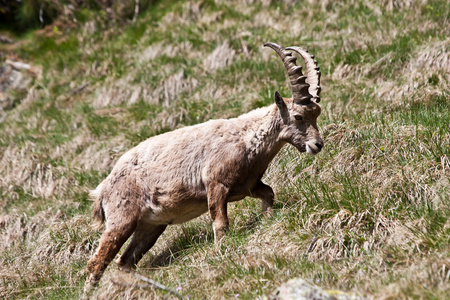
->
left=274, top=91, right=288, bottom=117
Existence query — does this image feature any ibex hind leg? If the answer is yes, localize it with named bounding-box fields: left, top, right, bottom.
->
left=208, top=181, right=230, bottom=243
left=84, top=213, right=138, bottom=293
left=117, top=223, right=167, bottom=271
left=251, top=180, right=274, bottom=215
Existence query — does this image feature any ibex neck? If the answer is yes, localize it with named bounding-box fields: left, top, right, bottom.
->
left=237, top=104, right=285, bottom=163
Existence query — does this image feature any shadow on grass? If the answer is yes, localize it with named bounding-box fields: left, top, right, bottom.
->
left=144, top=225, right=212, bottom=268
left=143, top=211, right=266, bottom=268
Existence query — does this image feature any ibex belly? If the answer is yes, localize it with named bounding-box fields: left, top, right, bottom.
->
left=142, top=185, right=209, bottom=225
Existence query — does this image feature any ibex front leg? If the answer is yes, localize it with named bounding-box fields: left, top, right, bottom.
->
left=207, top=182, right=229, bottom=243
left=251, top=180, right=275, bottom=215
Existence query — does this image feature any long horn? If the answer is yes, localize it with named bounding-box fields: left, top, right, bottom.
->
left=286, top=46, right=321, bottom=103
left=264, top=42, right=312, bottom=105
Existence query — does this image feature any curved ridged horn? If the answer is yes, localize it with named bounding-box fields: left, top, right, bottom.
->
left=286, top=46, right=321, bottom=103
left=264, top=42, right=312, bottom=105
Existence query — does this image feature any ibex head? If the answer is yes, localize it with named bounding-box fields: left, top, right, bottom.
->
left=265, top=42, right=323, bottom=155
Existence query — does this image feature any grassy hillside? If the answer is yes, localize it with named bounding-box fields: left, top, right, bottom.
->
left=0, top=0, right=449, bottom=299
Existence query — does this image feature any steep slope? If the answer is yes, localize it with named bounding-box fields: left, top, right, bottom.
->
left=0, top=0, right=449, bottom=299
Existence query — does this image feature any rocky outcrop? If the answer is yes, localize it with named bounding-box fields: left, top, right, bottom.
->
left=0, top=59, right=40, bottom=122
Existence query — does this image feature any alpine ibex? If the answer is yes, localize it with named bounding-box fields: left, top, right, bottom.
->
left=85, top=42, right=323, bottom=289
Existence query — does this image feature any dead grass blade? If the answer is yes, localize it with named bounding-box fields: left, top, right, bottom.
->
left=113, top=272, right=187, bottom=300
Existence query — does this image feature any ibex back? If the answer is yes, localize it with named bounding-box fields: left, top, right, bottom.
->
left=85, top=42, right=324, bottom=290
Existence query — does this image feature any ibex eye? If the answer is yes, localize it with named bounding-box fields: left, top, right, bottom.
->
left=294, top=115, right=303, bottom=121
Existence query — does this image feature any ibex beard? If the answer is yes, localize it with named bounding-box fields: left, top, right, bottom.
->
left=84, top=42, right=324, bottom=291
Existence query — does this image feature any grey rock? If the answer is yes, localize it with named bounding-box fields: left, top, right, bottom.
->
left=268, top=278, right=366, bottom=300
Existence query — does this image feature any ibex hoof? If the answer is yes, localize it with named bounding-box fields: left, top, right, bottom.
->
left=83, top=274, right=100, bottom=296
left=117, top=263, right=132, bottom=273
left=263, top=206, right=273, bottom=216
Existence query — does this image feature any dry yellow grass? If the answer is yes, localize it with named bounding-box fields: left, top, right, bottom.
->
left=0, top=0, right=449, bottom=299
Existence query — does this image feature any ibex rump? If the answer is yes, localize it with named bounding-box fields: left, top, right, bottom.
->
left=85, top=42, right=323, bottom=289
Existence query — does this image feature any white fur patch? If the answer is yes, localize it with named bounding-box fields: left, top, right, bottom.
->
left=306, top=141, right=320, bottom=156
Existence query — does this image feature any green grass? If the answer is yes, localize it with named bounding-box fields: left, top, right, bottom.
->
left=0, top=0, right=449, bottom=299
